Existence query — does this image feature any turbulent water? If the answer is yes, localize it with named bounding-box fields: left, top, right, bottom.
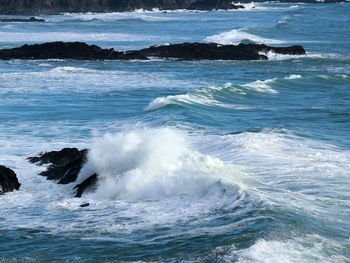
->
left=0, top=3, right=350, bottom=262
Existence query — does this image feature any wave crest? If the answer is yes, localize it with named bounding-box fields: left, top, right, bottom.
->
left=205, top=29, right=285, bottom=45
left=78, top=128, right=232, bottom=201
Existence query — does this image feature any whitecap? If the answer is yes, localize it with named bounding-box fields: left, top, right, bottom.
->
left=205, top=29, right=285, bottom=45
left=77, top=127, right=240, bottom=201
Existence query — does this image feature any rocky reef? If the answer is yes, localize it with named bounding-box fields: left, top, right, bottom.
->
left=0, top=41, right=306, bottom=61
left=0, top=165, right=21, bottom=195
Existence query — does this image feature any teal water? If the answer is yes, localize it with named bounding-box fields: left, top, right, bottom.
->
left=0, top=3, right=350, bottom=262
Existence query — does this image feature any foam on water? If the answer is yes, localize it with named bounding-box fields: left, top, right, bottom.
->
left=205, top=29, right=285, bottom=45
left=77, top=127, right=239, bottom=201
left=0, top=31, right=158, bottom=44
left=58, top=11, right=175, bottom=22
left=0, top=65, right=192, bottom=94
left=226, top=234, right=349, bottom=263
left=260, top=51, right=344, bottom=61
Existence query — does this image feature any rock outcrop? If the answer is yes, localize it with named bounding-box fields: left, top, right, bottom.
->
left=0, top=41, right=306, bottom=61
left=0, top=42, right=147, bottom=60
left=0, top=17, right=45, bottom=22
left=138, top=42, right=306, bottom=60
left=0, top=0, right=245, bottom=14
left=0, top=165, right=21, bottom=195
left=28, top=148, right=88, bottom=184
left=28, top=148, right=98, bottom=197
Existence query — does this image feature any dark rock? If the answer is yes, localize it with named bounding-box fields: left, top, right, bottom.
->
left=0, top=42, right=148, bottom=60
left=28, top=148, right=88, bottom=184
left=74, top=174, right=98, bottom=198
left=0, top=0, right=345, bottom=14
left=137, top=42, right=306, bottom=60
left=0, top=16, right=45, bottom=22
left=0, top=42, right=306, bottom=61
left=0, top=0, right=246, bottom=15
left=29, top=148, right=99, bottom=197
left=0, top=165, right=21, bottom=195
left=80, top=203, right=90, bottom=207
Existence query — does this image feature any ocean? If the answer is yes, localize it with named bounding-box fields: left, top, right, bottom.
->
left=0, top=2, right=349, bottom=262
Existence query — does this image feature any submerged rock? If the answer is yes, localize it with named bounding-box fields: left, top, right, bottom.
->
left=0, top=17, right=44, bottom=22
left=0, top=41, right=306, bottom=61
left=0, top=165, right=21, bottom=195
left=28, top=148, right=98, bottom=197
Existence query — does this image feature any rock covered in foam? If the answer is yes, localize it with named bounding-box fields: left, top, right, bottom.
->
left=0, top=41, right=306, bottom=61
left=0, top=165, right=21, bottom=195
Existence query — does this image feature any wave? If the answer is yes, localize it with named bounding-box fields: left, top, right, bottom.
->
left=58, top=11, right=175, bottom=22
left=225, top=234, right=349, bottom=263
left=205, top=29, right=285, bottom=45
left=77, top=127, right=239, bottom=201
left=145, top=83, right=252, bottom=111
left=145, top=75, right=305, bottom=111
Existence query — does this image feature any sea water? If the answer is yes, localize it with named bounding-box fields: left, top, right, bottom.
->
left=0, top=3, right=349, bottom=262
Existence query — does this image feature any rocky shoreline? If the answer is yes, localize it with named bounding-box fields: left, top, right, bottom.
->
left=0, top=41, right=306, bottom=61
left=0, top=0, right=346, bottom=14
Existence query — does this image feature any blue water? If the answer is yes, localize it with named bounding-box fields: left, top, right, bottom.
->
left=0, top=3, right=350, bottom=262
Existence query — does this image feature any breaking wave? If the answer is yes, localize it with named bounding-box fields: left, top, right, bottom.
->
left=145, top=75, right=306, bottom=111
left=205, top=29, right=285, bottom=45
left=77, top=127, right=240, bottom=201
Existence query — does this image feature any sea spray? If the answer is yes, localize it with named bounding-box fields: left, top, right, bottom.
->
left=78, top=128, right=231, bottom=201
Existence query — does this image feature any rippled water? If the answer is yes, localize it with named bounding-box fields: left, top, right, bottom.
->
left=0, top=3, right=349, bottom=262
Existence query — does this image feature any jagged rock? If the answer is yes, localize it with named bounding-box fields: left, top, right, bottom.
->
left=0, top=42, right=147, bottom=60
left=74, top=174, right=98, bottom=198
left=28, top=148, right=99, bottom=197
left=0, top=41, right=306, bottom=61
left=28, top=148, right=88, bottom=184
left=0, top=165, right=21, bottom=195
left=0, top=17, right=44, bottom=22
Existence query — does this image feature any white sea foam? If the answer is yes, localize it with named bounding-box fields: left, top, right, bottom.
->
left=261, top=51, right=344, bottom=61
left=77, top=128, right=238, bottom=201
left=59, top=11, right=174, bottom=22
left=233, top=235, right=348, bottom=263
left=0, top=31, right=157, bottom=43
left=0, top=66, right=192, bottom=94
left=205, top=29, right=285, bottom=45
left=242, top=79, right=278, bottom=94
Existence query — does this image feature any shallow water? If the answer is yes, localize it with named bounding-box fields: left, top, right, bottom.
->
left=0, top=3, right=350, bottom=262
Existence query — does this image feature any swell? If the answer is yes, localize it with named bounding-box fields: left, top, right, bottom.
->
left=145, top=73, right=349, bottom=111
